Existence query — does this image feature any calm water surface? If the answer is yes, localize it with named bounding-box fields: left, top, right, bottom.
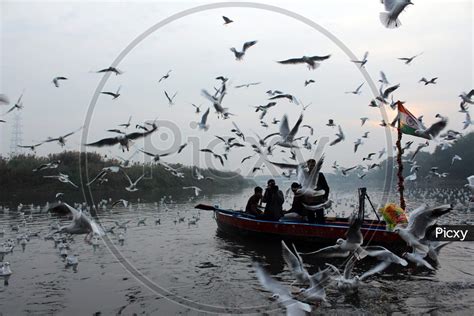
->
left=0, top=188, right=473, bottom=315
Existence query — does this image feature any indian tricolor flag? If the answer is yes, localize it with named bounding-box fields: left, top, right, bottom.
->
left=391, top=101, right=429, bottom=139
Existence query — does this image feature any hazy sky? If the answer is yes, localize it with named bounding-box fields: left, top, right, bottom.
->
left=0, top=0, right=472, bottom=176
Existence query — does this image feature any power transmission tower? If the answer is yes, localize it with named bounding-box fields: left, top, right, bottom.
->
left=9, top=112, right=23, bottom=156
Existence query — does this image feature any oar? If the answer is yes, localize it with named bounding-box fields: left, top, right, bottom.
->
left=194, top=204, right=217, bottom=211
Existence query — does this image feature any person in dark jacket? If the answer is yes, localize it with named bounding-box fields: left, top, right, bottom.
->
left=305, top=159, right=330, bottom=223
left=262, top=179, right=284, bottom=220
left=245, top=186, right=263, bottom=216
left=283, top=182, right=316, bottom=223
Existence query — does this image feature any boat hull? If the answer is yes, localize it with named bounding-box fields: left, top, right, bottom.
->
left=214, top=209, right=405, bottom=247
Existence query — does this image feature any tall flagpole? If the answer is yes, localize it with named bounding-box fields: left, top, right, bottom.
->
left=395, top=104, right=406, bottom=210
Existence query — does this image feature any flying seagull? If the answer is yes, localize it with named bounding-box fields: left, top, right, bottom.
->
left=419, top=77, right=438, bottom=85
left=379, top=0, right=413, bottom=29
left=415, top=114, right=448, bottom=139
left=345, top=82, right=364, bottom=95
left=329, top=125, right=345, bottom=146
left=43, top=127, right=82, bottom=147
left=86, top=123, right=157, bottom=152
left=164, top=91, right=177, bottom=105
left=398, top=52, right=423, bottom=65
left=198, top=107, right=210, bottom=131
left=44, top=173, right=78, bottom=188
left=122, top=170, right=146, bottom=192
left=158, top=70, right=171, bottom=83
left=235, top=82, right=261, bottom=88
left=100, top=86, right=121, bottom=99
left=351, top=51, right=369, bottom=67
left=118, top=116, right=132, bottom=129
left=52, top=76, right=68, bottom=87
left=222, top=16, right=233, bottom=24
left=96, top=67, right=122, bottom=75
left=230, top=40, right=258, bottom=60
left=277, top=54, right=331, bottom=70
left=274, top=113, right=303, bottom=148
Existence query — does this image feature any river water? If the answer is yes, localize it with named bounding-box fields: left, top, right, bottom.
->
left=0, top=187, right=473, bottom=315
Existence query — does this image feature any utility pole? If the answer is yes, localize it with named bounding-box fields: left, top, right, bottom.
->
left=9, top=112, right=23, bottom=156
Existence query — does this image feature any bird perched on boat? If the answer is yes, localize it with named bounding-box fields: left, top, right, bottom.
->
left=43, top=173, right=78, bottom=188
left=351, top=51, right=369, bottom=67
left=277, top=54, right=331, bottom=70
left=415, top=114, right=447, bottom=139
left=164, top=90, right=177, bottom=105
left=158, top=70, right=171, bottom=83
left=379, top=0, right=413, bottom=29
left=398, top=52, right=422, bottom=65
left=56, top=203, right=104, bottom=240
left=394, top=204, right=452, bottom=254
left=419, top=77, right=438, bottom=85
left=230, top=40, right=257, bottom=60
left=222, top=16, right=233, bottom=24
left=345, top=82, right=364, bottom=95
left=43, top=127, right=82, bottom=147
left=52, top=76, right=68, bottom=87
left=329, top=125, right=345, bottom=146
left=86, top=123, right=157, bottom=152
left=95, top=67, right=122, bottom=75
left=183, top=186, right=202, bottom=197
left=300, top=214, right=366, bottom=259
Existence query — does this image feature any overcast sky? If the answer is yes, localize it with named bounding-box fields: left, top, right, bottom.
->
left=0, top=0, right=472, bottom=176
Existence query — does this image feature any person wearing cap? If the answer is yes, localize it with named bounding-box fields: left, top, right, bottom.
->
left=245, top=186, right=263, bottom=216
left=262, top=179, right=284, bottom=220
left=283, top=182, right=316, bottom=223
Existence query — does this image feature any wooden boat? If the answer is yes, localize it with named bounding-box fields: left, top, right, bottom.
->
left=195, top=188, right=406, bottom=248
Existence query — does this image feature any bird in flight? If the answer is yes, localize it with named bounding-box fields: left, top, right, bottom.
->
left=419, top=77, right=438, bottom=85
left=277, top=54, right=331, bottom=70
left=158, top=70, right=172, bottom=83
left=164, top=91, right=177, bottom=105
left=398, top=52, right=423, bottom=65
left=235, top=82, right=261, bottom=88
left=230, top=40, right=258, bottom=60
left=95, top=67, right=122, bottom=75
left=43, top=127, right=82, bottom=147
left=101, top=86, right=121, bottom=99
left=52, top=76, right=68, bottom=88
left=222, top=16, right=233, bottom=25
left=345, top=82, right=364, bottom=95
left=351, top=51, right=369, bottom=68
left=379, top=0, right=414, bottom=29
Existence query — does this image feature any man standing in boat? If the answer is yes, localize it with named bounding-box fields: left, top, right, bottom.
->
left=262, top=179, right=284, bottom=220
left=305, top=158, right=330, bottom=223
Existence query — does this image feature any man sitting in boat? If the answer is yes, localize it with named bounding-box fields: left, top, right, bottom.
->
left=305, top=158, right=330, bottom=223
left=262, top=179, right=285, bottom=220
left=282, top=182, right=316, bottom=223
left=245, top=186, right=263, bottom=216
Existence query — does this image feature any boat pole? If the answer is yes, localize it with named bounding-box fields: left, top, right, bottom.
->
left=396, top=123, right=406, bottom=210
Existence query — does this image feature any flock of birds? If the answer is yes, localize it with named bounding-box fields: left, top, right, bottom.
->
left=0, top=4, right=473, bottom=314
left=0, top=196, right=203, bottom=284
left=255, top=203, right=455, bottom=315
